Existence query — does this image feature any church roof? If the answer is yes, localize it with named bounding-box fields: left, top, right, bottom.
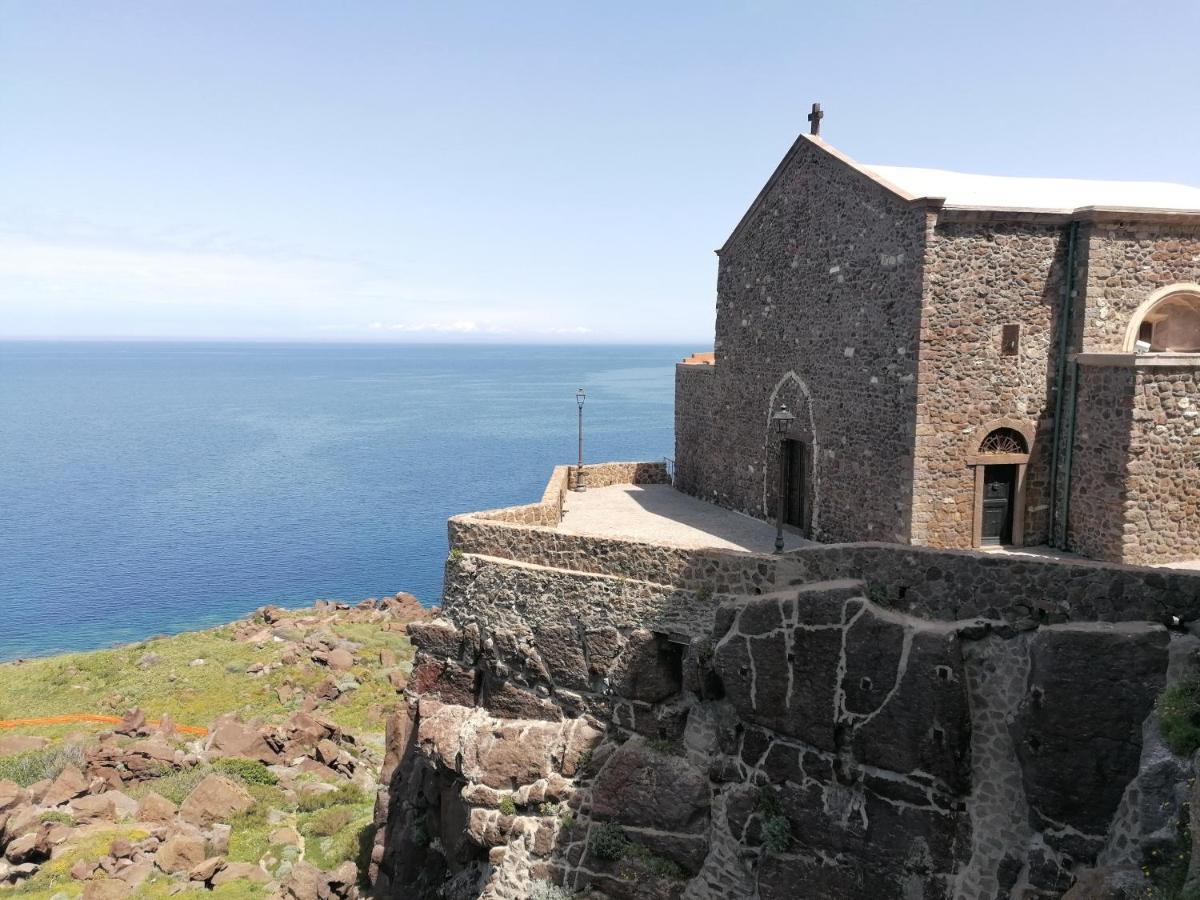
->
left=864, top=164, right=1200, bottom=213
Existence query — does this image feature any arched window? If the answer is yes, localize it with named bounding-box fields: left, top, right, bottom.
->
left=979, top=428, right=1028, bottom=455
left=1128, top=288, right=1200, bottom=353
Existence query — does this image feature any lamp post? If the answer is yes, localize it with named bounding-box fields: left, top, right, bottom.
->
left=575, top=388, right=587, bottom=492
left=772, top=404, right=795, bottom=553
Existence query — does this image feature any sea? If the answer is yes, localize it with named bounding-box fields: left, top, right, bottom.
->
left=0, top=342, right=689, bottom=661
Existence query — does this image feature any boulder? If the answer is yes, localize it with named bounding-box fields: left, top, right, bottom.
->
left=326, top=648, right=354, bottom=671
left=179, top=775, right=254, bottom=826
left=0, top=736, right=48, bottom=757
left=211, top=861, right=270, bottom=885
left=207, top=716, right=281, bottom=764
left=135, top=791, right=177, bottom=823
left=42, top=766, right=89, bottom=807
left=70, top=859, right=96, bottom=880
left=188, top=856, right=226, bottom=882
left=82, top=878, right=132, bottom=900
left=4, top=829, right=50, bottom=864
left=115, top=708, right=147, bottom=737
left=0, top=780, right=27, bottom=814
left=69, top=794, right=116, bottom=821
left=210, top=822, right=232, bottom=855
left=279, top=860, right=327, bottom=900
left=591, top=740, right=710, bottom=833
left=155, top=834, right=207, bottom=873
left=116, top=861, right=153, bottom=889
left=135, top=787, right=175, bottom=825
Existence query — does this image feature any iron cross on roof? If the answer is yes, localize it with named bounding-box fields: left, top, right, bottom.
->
left=808, top=102, right=823, bottom=136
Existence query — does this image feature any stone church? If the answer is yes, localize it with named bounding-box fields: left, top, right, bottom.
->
left=676, top=124, right=1200, bottom=566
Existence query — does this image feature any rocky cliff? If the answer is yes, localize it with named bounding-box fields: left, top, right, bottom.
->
left=371, top=549, right=1200, bottom=899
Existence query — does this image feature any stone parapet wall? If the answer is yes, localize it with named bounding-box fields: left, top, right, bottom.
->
left=569, top=461, right=671, bottom=491
left=452, top=484, right=1200, bottom=628
left=467, top=462, right=669, bottom=528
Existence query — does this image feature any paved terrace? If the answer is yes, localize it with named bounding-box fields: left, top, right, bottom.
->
left=557, top=483, right=811, bottom=553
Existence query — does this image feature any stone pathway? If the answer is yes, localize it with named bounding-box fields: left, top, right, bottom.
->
left=557, top=485, right=810, bottom=553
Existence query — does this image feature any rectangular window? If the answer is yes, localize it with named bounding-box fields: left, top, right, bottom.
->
left=1001, top=324, right=1020, bottom=357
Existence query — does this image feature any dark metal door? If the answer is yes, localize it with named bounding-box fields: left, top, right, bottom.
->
left=981, top=465, right=1015, bottom=545
left=784, top=440, right=806, bottom=532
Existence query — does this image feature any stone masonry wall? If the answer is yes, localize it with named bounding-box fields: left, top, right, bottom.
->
left=912, top=219, right=1070, bottom=548
left=1080, top=222, right=1200, bottom=352
left=1067, top=364, right=1136, bottom=562
left=1069, top=364, right=1200, bottom=566
left=1127, top=366, right=1200, bottom=564
left=674, top=364, right=718, bottom=501
left=674, top=136, right=928, bottom=544
left=378, top=542, right=1200, bottom=899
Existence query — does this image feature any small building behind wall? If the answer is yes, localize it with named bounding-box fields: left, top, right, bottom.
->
left=675, top=127, right=1200, bottom=566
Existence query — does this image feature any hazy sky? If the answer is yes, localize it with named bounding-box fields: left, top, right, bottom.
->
left=2, top=1, right=1198, bottom=343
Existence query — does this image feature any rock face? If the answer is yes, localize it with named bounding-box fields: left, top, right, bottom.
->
left=373, top=572, right=1197, bottom=900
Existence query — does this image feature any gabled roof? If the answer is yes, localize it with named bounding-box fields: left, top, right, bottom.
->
left=719, top=133, right=1200, bottom=254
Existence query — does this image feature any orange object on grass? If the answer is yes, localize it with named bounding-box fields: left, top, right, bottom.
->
left=0, top=714, right=207, bottom=735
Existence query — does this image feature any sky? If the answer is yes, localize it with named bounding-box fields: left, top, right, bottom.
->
left=1, top=1, right=1198, bottom=343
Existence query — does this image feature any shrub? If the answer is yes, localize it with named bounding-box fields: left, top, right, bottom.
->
left=762, top=815, right=792, bottom=854
left=589, top=822, right=627, bottom=860
left=308, top=805, right=356, bottom=837
left=1158, top=679, right=1200, bottom=756
left=0, top=744, right=86, bottom=787
left=297, top=783, right=368, bottom=812
left=448, top=548, right=464, bottom=562
left=498, top=795, right=517, bottom=816
left=646, top=738, right=681, bottom=756
left=40, top=810, right=75, bottom=826
left=529, top=880, right=575, bottom=900
left=213, top=757, right=278, bottom=786
left=625, top=843, right=688, bottom=880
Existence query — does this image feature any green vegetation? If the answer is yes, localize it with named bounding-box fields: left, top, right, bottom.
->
left=1157, top=679, right=1200, bottom=756
left=1143, top=801, right=1193, bottom=899
left=0, top=743, right=85, bottom=787
left=624, top=842, right=688, bottom=881
left=529, top=880, right=576, bottom=900
left=6, top=825, right=149, bottom=897
left=297, top=782, right=369, bottom=813
left=300, top=803, right=375, bottom=874
left=213, top=757, right=279, bottom=786
left=646, top=738, right=682, bottom=756
left=39, top=810, right=75, bottom=826
left=498, top=795, right=517, bottom=816
left=0, top=611, right=414, bottom=740
left=126, top=766, right=212, bottom=806
left=758, top=786, right=792, bottom=854
left=588, top=822, right=627, bottom=860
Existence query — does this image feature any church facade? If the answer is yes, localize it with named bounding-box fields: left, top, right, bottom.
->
left=676, top=132, right=1200, bottom=566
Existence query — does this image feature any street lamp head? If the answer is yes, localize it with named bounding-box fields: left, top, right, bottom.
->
left=772, top=404, right=795, bottom=436
left=576, top=388, right=586, bottom=409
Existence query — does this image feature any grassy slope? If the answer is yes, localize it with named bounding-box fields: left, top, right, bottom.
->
left=0, top=608, right=418, bottom=899
left=0, top=614, right=415, bottom=740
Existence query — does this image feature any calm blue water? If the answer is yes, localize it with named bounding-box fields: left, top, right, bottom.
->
left=0, top=342, right=687, bottom=660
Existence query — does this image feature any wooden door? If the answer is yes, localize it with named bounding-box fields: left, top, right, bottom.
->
left=784, top=440, right=807, bottom=534
left=981, top=464, right=1016, bottom=546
